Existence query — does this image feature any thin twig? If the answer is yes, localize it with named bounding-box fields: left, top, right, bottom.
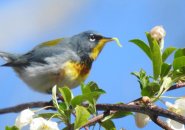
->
left=0, top=101, right=53, bottom=114
left=82, top=103, right=185, bottom=128
left=95, top=104, right=185, bottom=124
left=81, top=111, right=117, bottom=128
left=168, top=82, right=185, bottom=91
left=149, top=115, right=172, bottom=130
left=128, top=82, right=185, bottom=104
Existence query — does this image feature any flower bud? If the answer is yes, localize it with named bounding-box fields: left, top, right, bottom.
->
left=15, top=109, right=34, bottom=129
left=167, top=119, right=185, bottom=130
left=165, top=98, right=185, bottom=129
left=150, top=26, right=166, bottom=51
left=150, top=26, right=166, bottom=41
left=134, top=113, right=150, bottom=128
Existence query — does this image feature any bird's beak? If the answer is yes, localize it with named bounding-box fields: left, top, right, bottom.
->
left=90, top=37, right=122, bottom=60
left=102, top=37, right=122, bottom=47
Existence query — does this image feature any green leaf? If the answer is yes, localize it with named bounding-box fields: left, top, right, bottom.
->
left=52, top=86, right=60, bottom=109
left=173, top=56, right=185, bottom=70
left=160, top=63, right=172, bottom=77
left=139, top=70, right=150, bottom=89
left=5, top=126, right=19, bottom=130
left=152, top=43, right=162, bottom=79
left=130, top=39, right=152, bottom=60
left=52, top=86, right=68, bottom=123
left=174, top=48, right=185, bottom=59
left=110, top=111, right=132, bottom=119
left=162, top=47, right=176, bottom=62
left=80, top=82, right=105, bottom=106
left=59, top=87, right=73, bottom=107
left=71, top=95, right=86, bottom=108
left=146, top=32, right=163, bottom=79
left=59, top=102, right=68, bottom=111
left=71, top=91, right=105, bottom=110
left=100, top=120, right=116, bottom=130
left=38, top=113, right=60, bottom=119
left=102, top=111, right=132, bottom=122
left=78, top=82, right=105, bottom=113
left=74, top=106, right=91, bottom=129
left=141, top=82, right=160, bottom=97
left=131, top=71, right=140, bottom=79
left=146, top=32, right=155, bottom=49
left=155, top=77, right=172, bottom=99
left=150, top=40, right=162, bottom=79
left=81, top=81, right=100, bottom=94
left=131, top=69, right=150, bottom=90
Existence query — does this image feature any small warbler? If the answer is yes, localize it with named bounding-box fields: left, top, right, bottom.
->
left=0, top=31, right=121, bottom=94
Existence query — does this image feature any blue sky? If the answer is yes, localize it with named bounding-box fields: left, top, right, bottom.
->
left=0, top=0, right=185, bottom=129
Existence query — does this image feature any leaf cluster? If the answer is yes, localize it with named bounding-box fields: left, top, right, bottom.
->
left=130, top=33, right=185, bottom=99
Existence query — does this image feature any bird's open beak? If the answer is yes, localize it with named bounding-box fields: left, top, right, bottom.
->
left=102, top=37, right=122, bottom=47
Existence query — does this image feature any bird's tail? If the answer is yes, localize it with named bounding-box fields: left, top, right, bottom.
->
left=0, top=52, right=18, bottom=66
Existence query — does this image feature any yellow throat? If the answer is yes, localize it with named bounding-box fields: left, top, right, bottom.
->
left=90, top=38, right=111, bottom=60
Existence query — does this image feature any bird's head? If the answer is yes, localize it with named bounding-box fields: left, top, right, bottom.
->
left=71, top=31, right=122, bottom=60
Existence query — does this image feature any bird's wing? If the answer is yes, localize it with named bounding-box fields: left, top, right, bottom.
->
left=4, top=40, right=79, bottom=67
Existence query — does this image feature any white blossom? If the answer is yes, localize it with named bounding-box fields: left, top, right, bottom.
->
left=15, top=109, right=34, bottom=129
left=150, top=26, right=166, bottom=41
left=150, top=25, right=166, bottom=51
left=165, top=98, right=185, bottom=130
left=134, top=113, right=150, bottom=128
left=167, top=119, right=185, bottom=130
left=30, top=117, right=59, bottom=130
left=174, top=98, right=185, bottom=116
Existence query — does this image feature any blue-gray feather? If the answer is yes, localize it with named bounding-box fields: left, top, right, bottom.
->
left=0, top=30, right=100, bottom=67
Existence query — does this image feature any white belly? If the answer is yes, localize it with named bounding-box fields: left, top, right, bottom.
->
left=13, top=61, right=89, bottom=93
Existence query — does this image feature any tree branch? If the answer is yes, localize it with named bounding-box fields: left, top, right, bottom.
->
left=168, top=82, right=185, bottom=91
left=149, top=115, right=172, bottom=130
left=82, top=83, right=185, bottom=128
left=0, top=82, right=185, bottom=129
left=81, top=111, right=117, bottom=128
left=0, top=101, right=53, bottom=114
left=95, top=104, right=185, bottom=124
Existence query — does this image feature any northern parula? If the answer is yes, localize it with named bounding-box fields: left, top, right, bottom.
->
left=0, top=31, right=121, bottom=94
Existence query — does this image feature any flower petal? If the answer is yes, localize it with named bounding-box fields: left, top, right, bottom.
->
left=167, top=119, right=185, bottom=130
left=30, top=117, right=59, bottom=130
left=15, top=109, right=34, bottom=129
left=134, top=113, right=150, bottom=128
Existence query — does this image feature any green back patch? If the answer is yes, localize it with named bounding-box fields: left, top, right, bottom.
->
left=39, top=38, right=64, bottom=47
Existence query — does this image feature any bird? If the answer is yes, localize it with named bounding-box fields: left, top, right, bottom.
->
left=0, top=31, right=121, bottom=94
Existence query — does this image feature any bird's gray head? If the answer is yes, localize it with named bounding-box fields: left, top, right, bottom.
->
left=71, top=30, right=113, bottom=60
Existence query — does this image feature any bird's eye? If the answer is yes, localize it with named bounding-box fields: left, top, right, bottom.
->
left=89, top=34, right=96, bottom=42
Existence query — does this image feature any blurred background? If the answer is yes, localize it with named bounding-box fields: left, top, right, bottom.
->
left=0, top=0, right=185, bottom=129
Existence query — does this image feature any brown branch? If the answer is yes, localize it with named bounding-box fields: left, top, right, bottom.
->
left=0, top=82, right=185, bottom=129
left=81, top=111, right=117, bottom=128
left=128, top=82, right=185, bottom=104
left=0, top=101, right=53, bottom=114
left=1, top=82, right=184, bottom=114
left=149, top=115, right=172, bottom=130
left=95, top=104, right=185, bottom=124
left=83, top=111, right=174, bottom=130
left=82, top=103, right=185, bottom=129
left=168, top=82, right=185, bottom=91
left=83, top=113, right=104, bottom=127
left=82, top=83, right=185, bottom=128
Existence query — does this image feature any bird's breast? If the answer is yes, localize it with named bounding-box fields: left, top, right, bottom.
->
left=62, top=61, right=91, bottom=82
